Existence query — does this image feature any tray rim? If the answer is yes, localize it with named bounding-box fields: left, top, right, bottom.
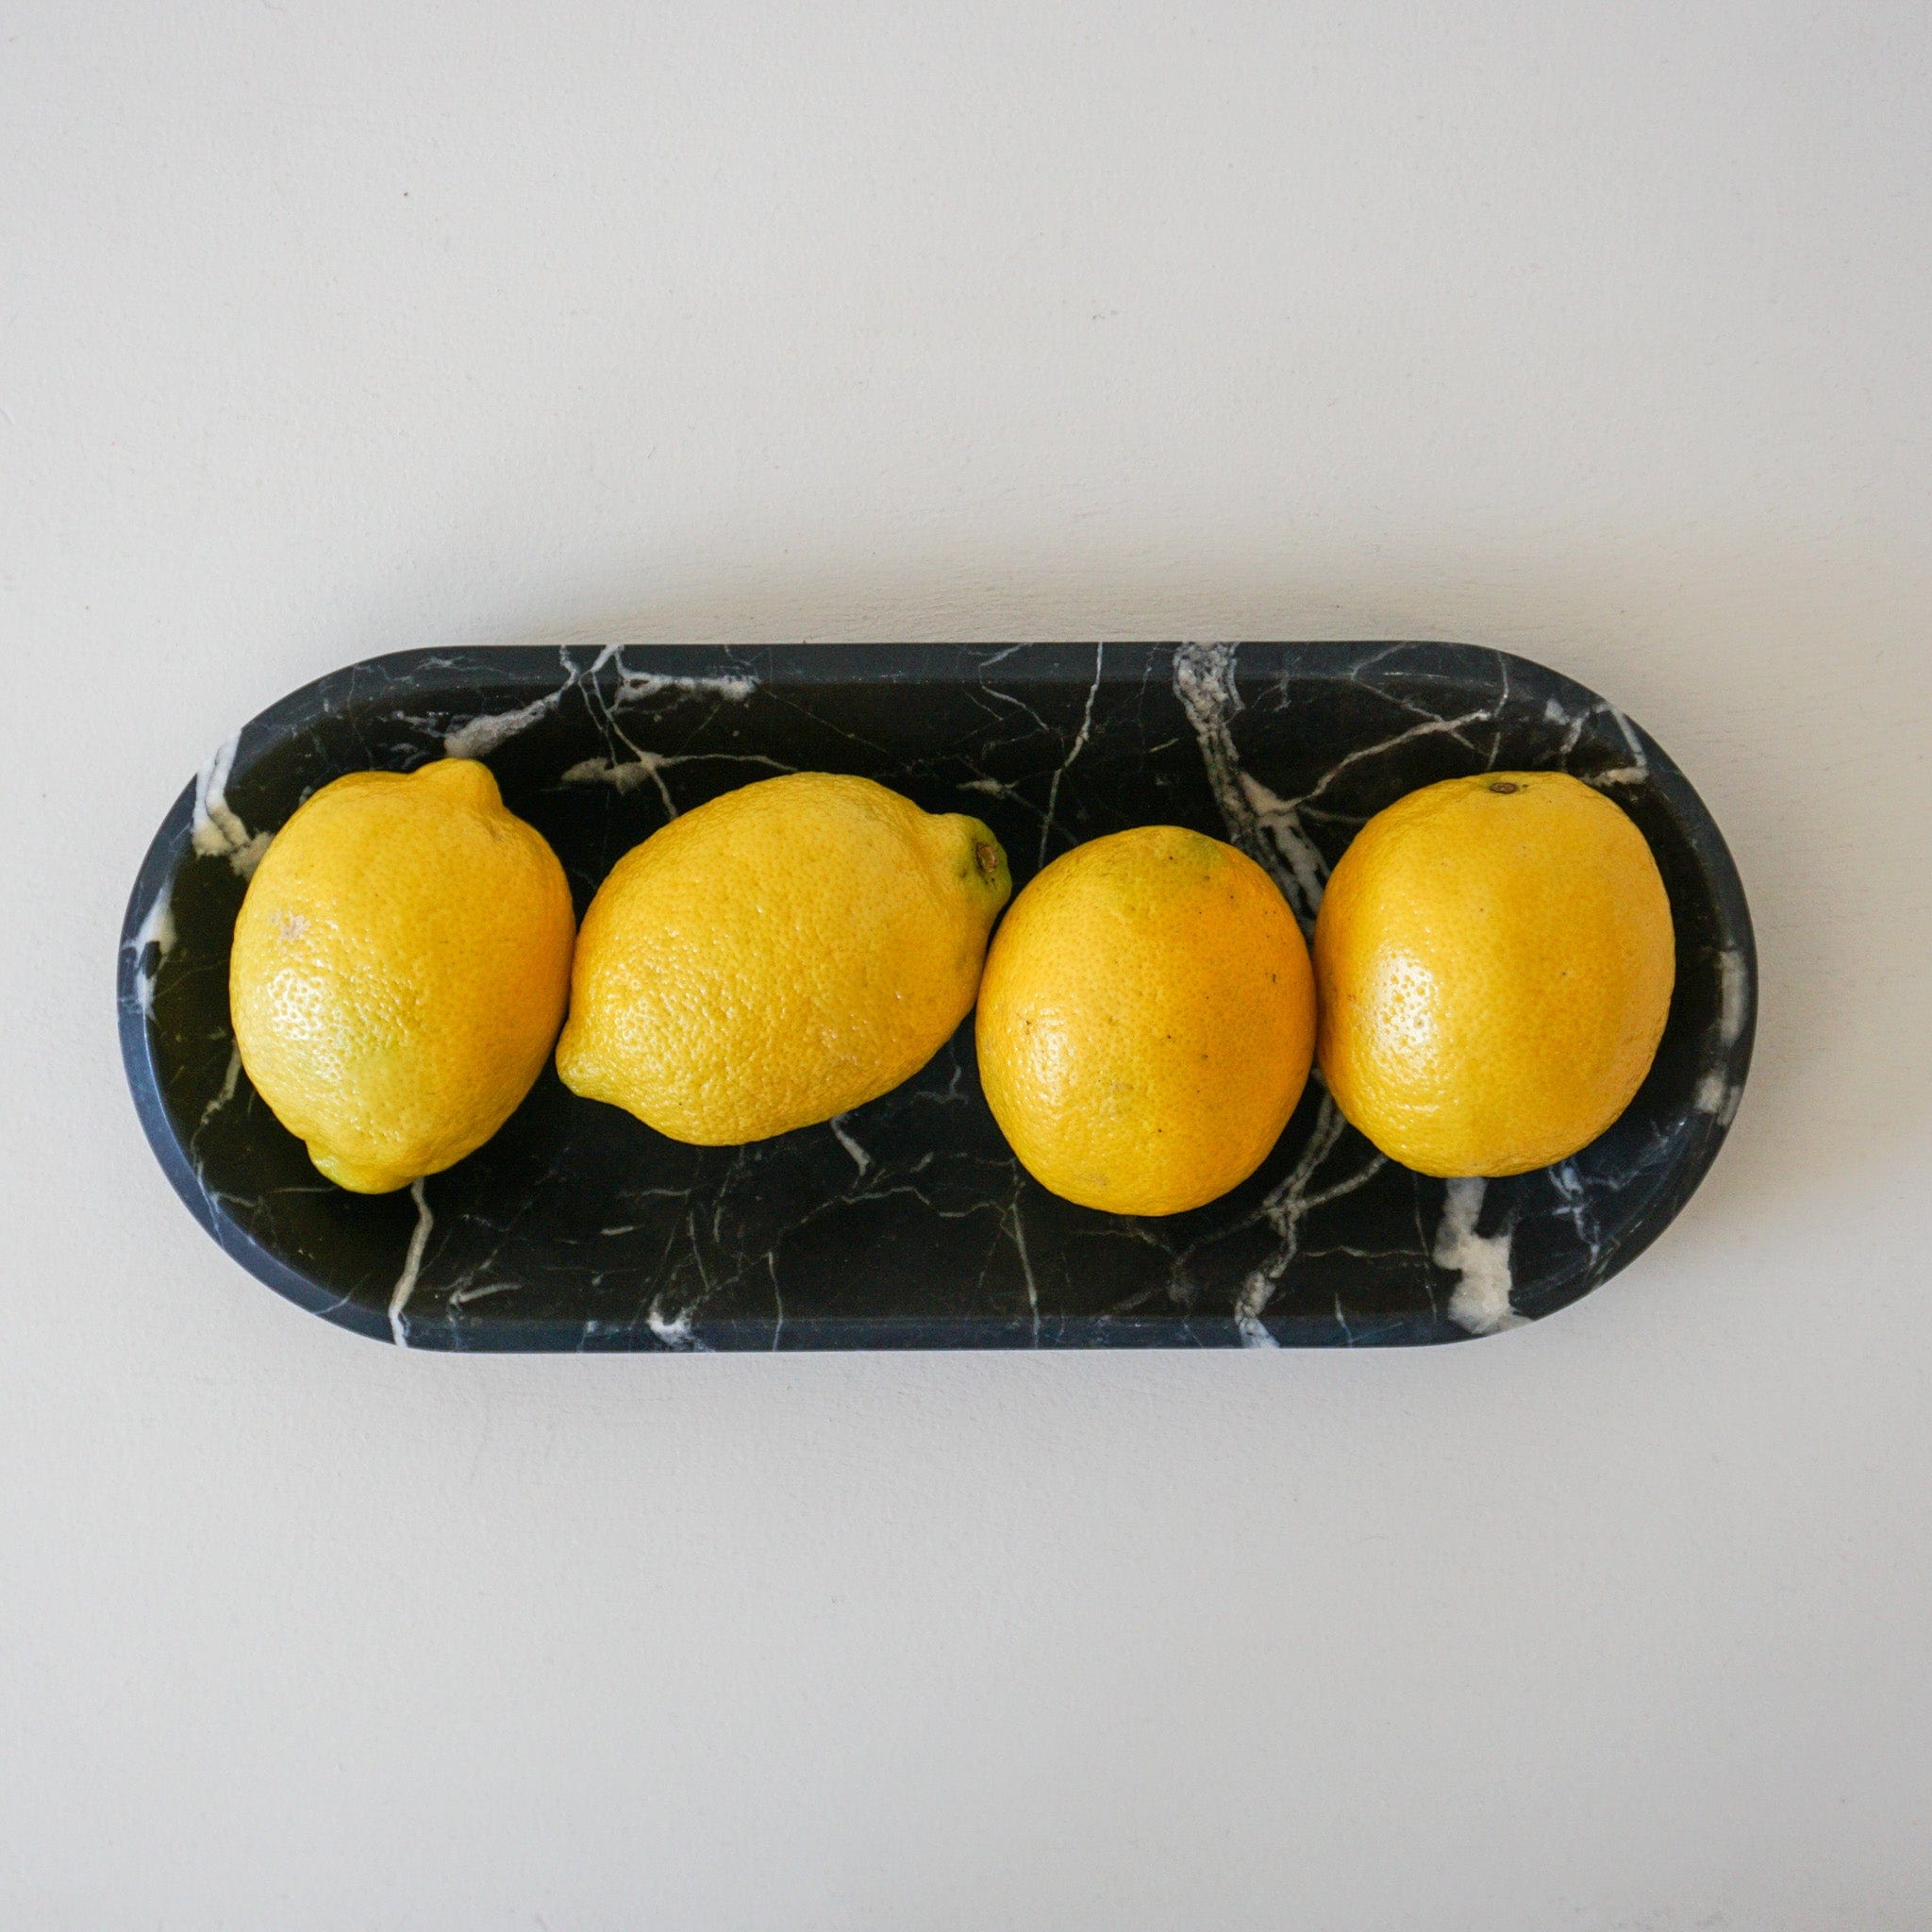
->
left=118, top=641, right=1758, bottom=1349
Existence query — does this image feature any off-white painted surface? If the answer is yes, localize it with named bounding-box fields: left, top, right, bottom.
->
left=5, top=5, right=1931, bottom=1926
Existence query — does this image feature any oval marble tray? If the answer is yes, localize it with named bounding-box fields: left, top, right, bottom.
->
left=118, top=643, right=1755, bottom=1350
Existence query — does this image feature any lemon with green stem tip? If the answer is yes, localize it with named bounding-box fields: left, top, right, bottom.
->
left=557, top=772, right=1011, bottom=1144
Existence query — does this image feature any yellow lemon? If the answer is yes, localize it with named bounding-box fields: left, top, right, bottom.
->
left=975, top=826, right=1315, bottom=1216
left=229, top=758, right=575, bottom=1193
left=1313, top=771, right=1674, bottom=1178
left=557, top=773, right=1010, bottom=1144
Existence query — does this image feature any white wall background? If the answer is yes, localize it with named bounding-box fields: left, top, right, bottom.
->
left=5, top=4, right=1931, bottom=1926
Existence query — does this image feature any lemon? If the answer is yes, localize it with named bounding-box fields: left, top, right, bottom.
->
left=557, top=773, right=1010, bottom=1144
left=1313, top=771, right=1674, bottom=1178
left=975, top=825, right=1315, bottom=1216
left=229, top=758, right=575, bottom=1193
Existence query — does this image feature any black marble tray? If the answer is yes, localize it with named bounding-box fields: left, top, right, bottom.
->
left=119, top=643, right=1755, bottom=1350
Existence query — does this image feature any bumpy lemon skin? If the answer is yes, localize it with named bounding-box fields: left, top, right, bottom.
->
left=1313, top=771, right=1675, bottom=1179
left=556, top=773, right=1011, bottom=1145
left=975, top=825, right=1315, bottom=1217
left=228, top=758, right=575, bottom=1194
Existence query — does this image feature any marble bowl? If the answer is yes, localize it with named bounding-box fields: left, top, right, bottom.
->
left=119, top=643, right=1755, bottom=1349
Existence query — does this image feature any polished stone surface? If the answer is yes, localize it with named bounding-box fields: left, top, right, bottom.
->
left=119, top=642, right=1755, bottom=1348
